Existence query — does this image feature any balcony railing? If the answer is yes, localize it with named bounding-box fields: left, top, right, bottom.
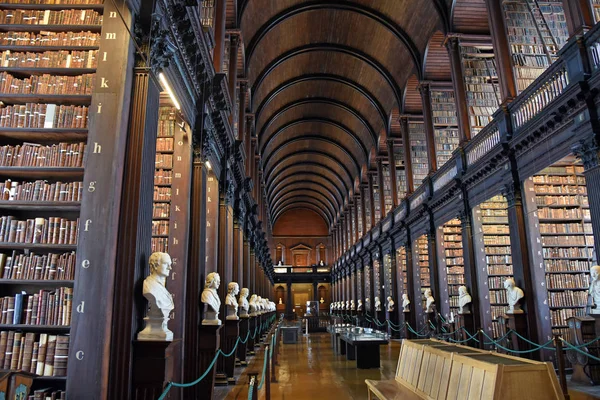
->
left=333, top=22, right=600, bottom=268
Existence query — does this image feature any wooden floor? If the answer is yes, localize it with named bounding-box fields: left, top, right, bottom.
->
left=217, top=332, right=600, bottom=400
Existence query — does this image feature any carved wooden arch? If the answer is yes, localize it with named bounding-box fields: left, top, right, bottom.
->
left=271, top=193, right=336, bottom=224
left=273, top=204, right=332, bottom=228
left=250, top=43, right=403, bottom=108
left=266, top=162, right=349, bottom=197
left=269, top=176, right=344, bottom=210
left=422, top=30, right=451, bottom=81
left=271, top=187, right=338, bottom=221
left=403, top=74, right=422, bottom=114
left=269, top=180, right=343, bottom=213
left=450, top=0, right=489, bottom=34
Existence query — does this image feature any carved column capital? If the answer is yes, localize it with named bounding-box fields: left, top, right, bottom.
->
left=502, top=183, right=522, bottom=207
left=572, top=137, right=600, bottom=170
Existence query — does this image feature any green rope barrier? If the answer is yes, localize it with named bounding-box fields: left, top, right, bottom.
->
left=560, top=338, right=600, bottom=363
left=247, top=376, right=255, bottom=400
left=257, top=344, right=270, bottom=390
left=563, top=334, right=600, bottom=349
left=405, top=322, right=430, bottom=338
left=480, top=330, right=554, bottom=353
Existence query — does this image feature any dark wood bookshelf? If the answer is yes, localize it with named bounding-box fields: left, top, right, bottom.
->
left=0, top=4, right=103, bottom=11
left=0, top=128, right=88, bottom=143
left=0, top=67, right=96, bottom=76
left=0, top=167, right=84, bottom=179
left=0, top=24, right=102, bottom=33
left=0, top=201, right=81, bottom=211
left=0, top=243, right=77, bottom=251
left=0, top=94, right=92, bottom=105
left=0, top=324, right=69, bottom=332
left=0, top=45, right=99, bottom=52
left=0, top=279, right=74, bottom=286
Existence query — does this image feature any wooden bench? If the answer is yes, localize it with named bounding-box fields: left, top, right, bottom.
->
left=365, top=339, right=564, bottom=400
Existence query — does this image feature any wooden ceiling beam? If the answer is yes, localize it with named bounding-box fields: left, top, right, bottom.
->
left=251, top=43, right=403, bottom=108
left=265, top=161, right=350, bottom=196
left=271, top=190, right=337, bottom=223
left=269, top=180, right=342, bottom=214
left=254, top=73, right=386, bottom=141
left=268, top=172, right=345, bottom=207
left=272, top=203, right=332, bottom=227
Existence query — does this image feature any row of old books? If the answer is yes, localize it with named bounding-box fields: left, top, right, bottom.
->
left=155, top=153, right=173, bottom=169
left=535, top=194, right=587, bottom=207
left=0, top=49, right=97, bottom=69
left=545, top=259, right=592, bottom=272
left=538, top=207, right=589, bottom=220
left=152, top=203, right=169, bottom=219
left=0, top=216, right=79, bottom=245
left=0, top=331, right=68, bottom=376
left=542, top=235, right=592, bottom=246
left=0, top=31, right=100, bottom=47
left=0, top=142, right=86, bottom=167
left=0, top=10, right=102, bottom=26
left=154, top=169, right=172, bottom=185
left=0, top=72, right=95, bottom=95
left=0, top=287, right=72, bottom=325
left=549, top=291, right=588, bottom=307
left=0, top=103, right=89, bottom=129
left=546, top=273, right=590, bottom=289
left=0, top=180, right=83, bottom=202
left=542, top=247, right=593, bottom=259
left=1, top=251, right=75, bottom=280
left=153, top=186, right=170, bottom=202
left=551, top=307, right=585, bottom=327
left=151, top=220, right=169, bottom=236
left=156, top=137, right=174, bottom=152
left=485, top=245, right=511, bottom=255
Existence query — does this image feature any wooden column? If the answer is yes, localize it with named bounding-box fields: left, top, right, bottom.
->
left=418, top=82, right=438, bottom=173
left=250, top=139, right=256, bottom=199
left=360, top=184, right=367, bottom=233
left=206, top=172, right=220, bottom=274
left=243, top=234, right=250, bottom=289
left=403, top=235, right=417, bottom=331
left=354, top=195, right=360, bottom=241
left=573, top=139, right=600, bottom=260
left=503, top=181, right=541, bottom=352
left=386, top=139, right=399, bottom=207
left=427, top=216, right=441, bottom=318
left=400, top=116, right=415, bottom=193
left=67, top=1, right=134, bottom=395
left=562, top=0, right=595, bottom=37
left=184, top=155, right=208, bottom=399
left=227, top=33, right=239, bottom=104
left=446, top=37, right=472, bottom=143
left=376, top=157, right=386, bottom=218
left=484, top=0, right=518, bottom=103
left=388, top=240, right=400, bottom=328
left=233, top=217, right=243, bottom=285
left=367, top=173, right=376, bottom=227
left=238, top=81, right=247, bottom=142
left=250, top=249, right=256, bottom=293
left=458, top=207, right=482, bottom=331
left=212, top=0, right=227, bottom=72
left=109, top=68, right=159, bottom=399
left=244, top=115, right=253, bottom=177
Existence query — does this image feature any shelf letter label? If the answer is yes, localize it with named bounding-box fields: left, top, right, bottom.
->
left=100, top=78, right=109, bottom=88
left=76, top=351, right=84, bottom=360
left=88, top=182, right=96, bottom=192
left=93, top=142, right=102, bottom=154
left=105, top=33, right=116, bottom=40
left=97, top=103, right=102, bottom=114
left=76, top=301, right=85, bottom=313
left=81, top=260, right=90, bottom=269
left=109, top=11, right=117, bottom=18
left=84, top=219, right=92, bottom=231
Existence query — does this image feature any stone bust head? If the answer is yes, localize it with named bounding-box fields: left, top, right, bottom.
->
left=201, top=272, right=221, bottom=325
left=504, top=277, right=524, bottom=314
left=590, top=266, right=600, bottom=314
left=138, top=252, right=174, bottom=341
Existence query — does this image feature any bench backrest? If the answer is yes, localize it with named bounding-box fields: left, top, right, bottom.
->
left=414, top=345, right=455, bottom=400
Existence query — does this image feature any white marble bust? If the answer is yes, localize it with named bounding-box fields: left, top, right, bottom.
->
left=424, top=289, right=435, bottom=313
left=226, top=282, right=239, bottom=320
left=269, top=301, right=276, bottom=311
left=504, top=278, right=524, bottom=314
left=238, top=287, right=249, bottom=318
left=386, top=296, right=394, bottom=312
left=350, top=299, right=355, bottom=310
left=249, top=294, right=258, bottom=316
left=345, top=300, right=350, bottom=310
left=357, top=299, right=363, bottom=311
left=589, top=265, right=600, bottom=314
left=201, top=272, right=221, bottom=325
left=458, top=286, right=472, bottom=314
left=138, top=252, right=174, bottom=341
left=375, top=296, right=382, bottom=312
left=257, top=296, right=264, bottom=314
left=402, top=293, right=410, bottom=312
left=278, top=298, right=282, bottom=305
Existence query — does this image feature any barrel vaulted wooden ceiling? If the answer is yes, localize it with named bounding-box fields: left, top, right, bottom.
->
left=236, top=0, right=487, bottom=231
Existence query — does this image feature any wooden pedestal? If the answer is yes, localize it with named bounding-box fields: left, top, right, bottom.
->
left=456, top=313, right=478, bottom=348
left=132, top=339, right=181, bottom=400
left=197, top=325, right=222, bottom=398
left=223, top=319, right=240, bottom=384
left=237, top=317, right=249, bottom=365
left=497, top=313, right=528, bottom=355
left=248, top=316, right=257, bottom=355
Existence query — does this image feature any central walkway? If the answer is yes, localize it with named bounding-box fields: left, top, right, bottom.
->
left=222, top=333, right=400, bottom=400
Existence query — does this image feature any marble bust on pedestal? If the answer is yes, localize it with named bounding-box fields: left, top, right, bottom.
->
left=350, top=299, right=355, bottom=310
left=357, top=299, right=363, bottom=311
left=238, top=288, right=249, bottom=318
left=201, top=272, right=221, bottom=325
left=402, top=293, right=410, bottom=312
left=375, top=297, right=382, bottom=312
left=249, top=294, right=258, bottom=317
left=386, top=296, right=394, bottom=312
left=424, top=289, right=435, bottom=313
left=458, top=286, right=472, bottom=314
left=226, top=282, right=239, bottom=320
left=138, top=252, right=174, bottom=341
left=589, top=265, right=600, bottom=314
left=504, top=277, right=524, bottom=314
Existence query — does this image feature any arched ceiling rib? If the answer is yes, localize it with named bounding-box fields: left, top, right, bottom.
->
left=240, top=0, right=445, bottom=231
